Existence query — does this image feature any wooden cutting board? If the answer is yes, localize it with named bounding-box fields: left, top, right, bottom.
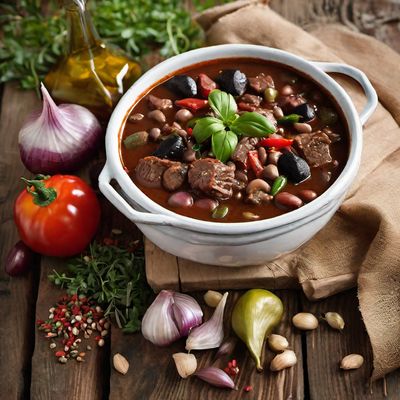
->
left=144, top=239, right=299, bottom=292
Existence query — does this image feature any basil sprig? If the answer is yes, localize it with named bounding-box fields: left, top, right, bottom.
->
left=193, top=90, right=276, bottom=163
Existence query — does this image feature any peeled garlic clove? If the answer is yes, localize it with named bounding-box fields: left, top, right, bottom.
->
left=340, top=354, right=364, bottom=370
left=186, top=292, right=228, bottom=351
left=113, top=353, right=129, bottom=375
left=323, top=312, right=345, bottom=331
left=172, top=352, right=197, bottom=378
left=292, top=312, right=319, bottom=330
left=270, top=350, right=297, bottom=371
left=204, top=290, right=223, bottom=308
left=268, top=334, right=289, bottom=352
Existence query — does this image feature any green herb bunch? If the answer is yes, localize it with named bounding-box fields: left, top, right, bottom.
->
left=193, top=90, right=276, bottom=162
left=48, top=241, right=153, bottom=333
left=0, top=0, right=206, bottom=91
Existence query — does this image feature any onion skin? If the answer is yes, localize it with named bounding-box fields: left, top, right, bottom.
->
left=5, top=241, right=37, bottom=276
left=18, top=84, right=103, bottom=174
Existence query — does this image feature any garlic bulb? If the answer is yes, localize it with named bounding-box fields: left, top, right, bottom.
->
left=204, top=290, right=223, bottom=308
left=141, top=290, right=203, bottom=346
left=292, top=313, right=319, bottom=330
left=268, top=334, right=289, bottom=352
left=270, top=350, right=297, bottom=371
left=186, top=292, right=228, bottom=351
left=340, top=354, right=364, bottom=370
left=19, top=83, right=102, bottom=174
left=172, top=353, right=197, bottom=378
left=323, top=312, right=345, bottom=331
left=141, top=291, right=180, bottom=346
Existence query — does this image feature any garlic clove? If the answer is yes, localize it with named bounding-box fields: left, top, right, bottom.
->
left=141, top=290, right=180, bottom=346
left=292, top=312, right=319, bottom=330
left=340, top=354, right=364, bottom=370
left=195, top=367, right=237, bottom=390
left=270, top=350, right=297, bottom=371
left=172, top=353, right=197, bottom=378
left=186, top=292, right=228, bottom=351
left=268, top=334, right=289, bottom=352
left=323, top=312, right=345, bottom=331
left=204, top=290, right=223, bottom=308
left=215, top=337, right=238, bottom=360
left=172, top=292, right=203, bottom=337
left=113, top=353, right=129, bottom=375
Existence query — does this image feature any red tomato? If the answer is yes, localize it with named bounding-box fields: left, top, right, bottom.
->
left=14, top=175, right=100, bottom=257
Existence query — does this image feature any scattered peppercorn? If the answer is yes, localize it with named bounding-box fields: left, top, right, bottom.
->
left=224, top=359, right=240, bottom=377
left=244, top=385, right=253, bottom=392
left=36, top=293, right=109, bottom=364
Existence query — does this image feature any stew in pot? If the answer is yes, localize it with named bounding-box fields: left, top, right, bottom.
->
left=120, top=58, right=349, bottom=223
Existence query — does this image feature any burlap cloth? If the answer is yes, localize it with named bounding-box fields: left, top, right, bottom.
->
left=195, top=0, right=400, bottom=380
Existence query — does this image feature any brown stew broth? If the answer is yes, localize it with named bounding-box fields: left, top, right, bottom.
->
left=120, top=58, right=349, bottom=223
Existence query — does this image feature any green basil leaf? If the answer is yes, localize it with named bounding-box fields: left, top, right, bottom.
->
left=278, top=114, right=302, bottom=124
left=231, top=112, right=276, bottom=137
left=193, top=117, right=225, bottom=143
left=211, top=130, right=238, bottom=163
left=208, top=89, right=237, bottom=123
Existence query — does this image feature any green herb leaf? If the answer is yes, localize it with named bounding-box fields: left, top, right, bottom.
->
left=208, top=89, right=237, bottom=123
left=278, top=114, right=302, bottom=124
left=193, top=117, right=225, bottom=143
left=211, top=130, right=238, bottom=163
left=231, top=112, right=276, bottom=137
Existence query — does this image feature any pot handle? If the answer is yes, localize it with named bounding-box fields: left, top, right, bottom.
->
left=98, top=164, right=187, bottom=228
left=312, top=61, right=378, bottom=125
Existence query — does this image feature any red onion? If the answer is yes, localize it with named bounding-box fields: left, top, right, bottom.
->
left=5, top=241, right=38, bottom=276
left=18, top=83, right=102, bottom=174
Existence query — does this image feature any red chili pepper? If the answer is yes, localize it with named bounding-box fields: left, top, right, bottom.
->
left=247, top=150, right=264, bottom=177
left=175, top=98, right=209, bottom=112
left=187, top=127, right=193, bottom=137
left=198, top=73, right=217, bottom=98
left=259, top=137, right=293, bottom=149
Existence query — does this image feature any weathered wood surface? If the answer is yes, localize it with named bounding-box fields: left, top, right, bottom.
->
left=1, top=1, right=400, bottom=399
left=109, top=291, right=304, bottom=400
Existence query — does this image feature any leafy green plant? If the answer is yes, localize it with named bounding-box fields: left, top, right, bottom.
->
left=0, top=0, right=208, bottom=91
left=193, top=90, right=276, bottom=162
left=48, top=241, right=153, bottom=333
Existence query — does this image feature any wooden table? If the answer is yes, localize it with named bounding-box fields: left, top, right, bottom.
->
left=1, top=1, right=400, bottom=399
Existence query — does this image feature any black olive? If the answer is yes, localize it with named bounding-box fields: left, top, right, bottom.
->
left=164, top=75, right=197, bottom=98
left=216, top=69, right=248, bottom=96
left=291, top=103, right=316, bottom=122
left=277, top=152, right=311, bottom=184
left=153, top=135, right=186, bottom=161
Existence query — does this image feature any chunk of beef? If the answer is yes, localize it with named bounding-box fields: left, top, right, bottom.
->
left=239, top=94, right=263, bottom=107
left=248, top=74, right=275, bottom=93
left=163, top=164, right=188, bottom=191
left=294, top=131, right=332, bottom=167
left=322, top=127, right=341, bottom=143
left=256, top=109, right=277, bottom=127
left=147, top=95, right=173, bottom=111
left=188, top=158, right=235, bottom=200
left=231, top=137, right=255, bottom=169
left=135, top=156, right=180, bottom=188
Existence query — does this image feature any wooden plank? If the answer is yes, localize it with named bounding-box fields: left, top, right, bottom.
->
left=30, top=258, right=108, bottom=400
left=109, top=290, right=303, bottom=400
left=302, top=289, right=400, bottom=400
left=0, top=83, right=41, bottom=400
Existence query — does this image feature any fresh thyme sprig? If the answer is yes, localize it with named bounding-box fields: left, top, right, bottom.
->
left=48, top=241, right=154, bottom=333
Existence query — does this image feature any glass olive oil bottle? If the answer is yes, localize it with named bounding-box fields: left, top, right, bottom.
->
left=44, top=0, right=141, bottom=121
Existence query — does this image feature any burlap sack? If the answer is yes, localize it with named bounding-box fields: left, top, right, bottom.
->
left=196, top=1, right=400, bottom=380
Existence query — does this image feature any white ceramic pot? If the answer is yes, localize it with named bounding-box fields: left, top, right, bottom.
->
left=99, top=44, right=377, bottom=266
